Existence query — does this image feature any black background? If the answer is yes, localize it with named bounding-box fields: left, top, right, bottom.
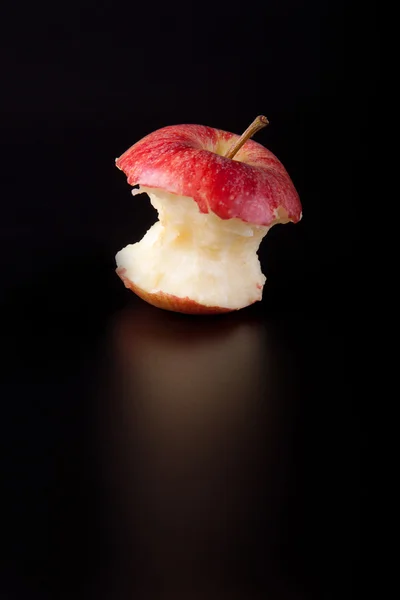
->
left=1, top=0, right=375, bottom=598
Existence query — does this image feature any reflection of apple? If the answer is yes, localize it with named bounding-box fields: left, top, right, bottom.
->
left=115, top=116, right=302, bottom=314
left=98, top=302, right=295, bottom=597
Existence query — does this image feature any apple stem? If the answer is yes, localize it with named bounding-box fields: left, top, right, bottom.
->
left=224, top=115, right=269, bottom=159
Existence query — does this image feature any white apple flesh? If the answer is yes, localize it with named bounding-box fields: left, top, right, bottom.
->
left=115, top=121, right=302, bottom=314
left=116, top=187, right=269, bottom=311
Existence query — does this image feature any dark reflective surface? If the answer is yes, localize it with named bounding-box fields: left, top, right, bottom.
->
left=1, top=270, right=358, bottom=599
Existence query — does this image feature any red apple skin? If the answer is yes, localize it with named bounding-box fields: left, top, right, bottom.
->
left=116, top=124, right=302, bottom=227
left=116, top=268, right=238, bottom=315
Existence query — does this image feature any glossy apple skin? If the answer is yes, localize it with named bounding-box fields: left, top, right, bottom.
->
left=116, top=268, right=238, bottom=315
left=116, top=124, right=302, bottom=227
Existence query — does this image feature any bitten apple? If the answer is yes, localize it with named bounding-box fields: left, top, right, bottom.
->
left=115, top=116, right=302, bottom=314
